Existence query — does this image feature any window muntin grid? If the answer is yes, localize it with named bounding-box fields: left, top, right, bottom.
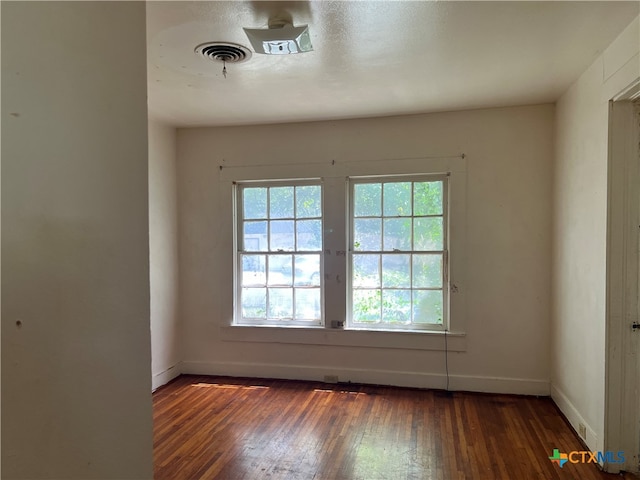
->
left=236, top=182, right=323, bottom=325
left=349, top=177, right=447, bottom=329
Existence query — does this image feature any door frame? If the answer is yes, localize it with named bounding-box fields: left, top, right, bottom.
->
left=604, top=82, right=640, bottom=474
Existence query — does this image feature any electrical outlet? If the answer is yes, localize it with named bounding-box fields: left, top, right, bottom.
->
left=578, top=423, right=587, bottom=439
left=324, top=375, right=339, bottom=383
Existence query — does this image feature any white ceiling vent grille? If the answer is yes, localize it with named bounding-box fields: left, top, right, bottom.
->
left=195, top=42, right=252, bottom=64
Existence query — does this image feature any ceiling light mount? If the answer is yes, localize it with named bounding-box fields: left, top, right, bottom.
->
left=244, top=17, right=313, bottom=55
left=267, top=15, right=292, bottom=30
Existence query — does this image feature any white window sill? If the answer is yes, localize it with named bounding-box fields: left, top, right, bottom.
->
left=220, top=325, right=466, bottom=352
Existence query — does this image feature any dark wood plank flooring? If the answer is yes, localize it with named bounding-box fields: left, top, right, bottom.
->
left=153, top=375, right=637, bottom=479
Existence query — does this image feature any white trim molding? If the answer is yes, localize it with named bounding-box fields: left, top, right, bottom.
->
left=551, top=383, right=599, bottom=452
left=220, top=155, right=469, bottom=342
left=604, top=98, right=640, bottom=474
left=152, top=363, right=182, bottom=392
left=181, top=360, right=549, bottom=396
left=220, top=325, right=466, bottom=351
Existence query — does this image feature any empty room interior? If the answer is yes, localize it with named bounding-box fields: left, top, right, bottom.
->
left=2, top=1, right=640, bottom=479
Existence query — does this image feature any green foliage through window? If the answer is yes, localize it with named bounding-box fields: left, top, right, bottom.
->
left=351, top=178, right=446, bottom=326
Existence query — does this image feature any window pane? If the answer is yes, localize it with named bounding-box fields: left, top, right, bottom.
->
left=244, top=221, right=267, bottom=251
left=412, top=254, right=442, bottom=288
left=383, top=182, right=411, bottom=216
left=242, top=255, right=266, bottom=286
left=267, top=255, right=292, bottom=286
left=354, top=218, right=381, bottom=251
left=270, top=220, right=294, bottom=251
left=352, top=289, right=381, bottom=323
left=354, top=183, right=381, bottom=217
left=242, top=288, right=266, bottom=318
left=414, top=217, right=443, bottom=250
left=383, top=218, right=411, bottom=251
left=347, top=177, right=448, bottom=329
left=270, top=187, right=294, bottom=219
left=243, top=187, right=267, bottom=219
left=237, top=181, right=323, bottom=325
left=353, top=254, right=380, bottom=288
left=381, top=254, right=410, bottom=288
left=382, top=290, right=411, bottom=323
left=268, top=288, right=293, bottom=318
left=296, top=185, right=321, bottom=218
left=414, top=181, right=442, bottom=216
left=294, top=288, right=321, bottom=320
left=294, top=254, right=320, bottom=286
left=413, top=290, right=443, bottom=324
left=297, top=219, right=322, bottom=251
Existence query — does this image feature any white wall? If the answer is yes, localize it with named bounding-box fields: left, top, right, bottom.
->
left=1, top=2, right=153, bottom=478
left=177, top=104, right=553, bottom=395
left=551, top=16, right=639, bottom=452
left=149, top=119, right=181, bottom=390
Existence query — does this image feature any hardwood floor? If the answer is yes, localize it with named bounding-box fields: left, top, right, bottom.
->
left=154, top=375, right=637, bottom=480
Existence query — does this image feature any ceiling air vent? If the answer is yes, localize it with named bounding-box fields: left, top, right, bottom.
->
left=195, top=42, right=252, bottom=64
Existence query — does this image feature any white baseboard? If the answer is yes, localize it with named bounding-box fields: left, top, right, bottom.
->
left=550, top=383, right=599, bottom=452
left=152, top=363, right=182, bottom=391
left=450, top=374, right=550, bottom=396
left=180, top=360, right=549, bottom=395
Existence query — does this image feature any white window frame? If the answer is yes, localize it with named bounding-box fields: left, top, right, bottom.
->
left=222, top=155, right=467, bottom=352
left=234, top=179, right=324, bottom=327
left=347, top=174, right=449, bottom=331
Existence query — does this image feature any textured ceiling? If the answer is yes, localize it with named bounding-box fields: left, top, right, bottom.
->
left=146, top=1, right=639, bottom=127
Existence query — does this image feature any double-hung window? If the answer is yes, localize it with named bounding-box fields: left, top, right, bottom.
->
left=236, top=181, right=323, bottom=326
left=233, top=173, right=451, bottom=333
left=349, top=176, right=447, bottom=330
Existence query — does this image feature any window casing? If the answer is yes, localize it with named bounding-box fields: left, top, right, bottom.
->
left=233, top=173, right=453, bottom=334
left=235, top=180, right=323, bottom=326
left=348, top=175, right=448, bottom=331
